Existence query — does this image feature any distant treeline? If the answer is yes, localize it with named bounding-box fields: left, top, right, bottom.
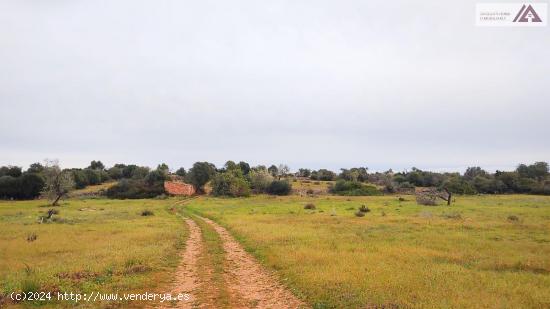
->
left=297, top=162, right=550, bottom=195
left=0, top=160, right=548, bottom=200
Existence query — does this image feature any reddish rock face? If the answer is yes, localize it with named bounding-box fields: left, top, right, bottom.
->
left=164, top=181, right=196, bottom=196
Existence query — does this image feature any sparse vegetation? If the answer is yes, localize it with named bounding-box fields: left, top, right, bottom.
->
left=185, top=194, right=550, bottom=308
left=330, top=180, right=382, bottom=196
left=0, top=198, right=186, bottom=307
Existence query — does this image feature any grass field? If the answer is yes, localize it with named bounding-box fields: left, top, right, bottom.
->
left=1, top=194, right=549, bottom=308
left=186, top=194, right=550, bottom=309
left=0, top=198, right=186, bottom=308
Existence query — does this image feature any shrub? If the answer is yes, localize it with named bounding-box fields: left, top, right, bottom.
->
left=0, top=173, right=45, bottom=200
left=304, top=203, right=316, bottom=210
left=107, top=166, right=124, bottom=180
left=84, top=168, right=101, bottom=185
left=27, top=233, right=37, bottom=242
left=330, top=180, right=382, bottom=196
left=507, top=215, right=519, bottom=221
left=72, top=170, right=89, bottom=189
left=416, top=195, right=438, bottom=206
left=266, top=180, right=292, bottom=195
left=211, top=172, right=251, bottom=197
left=141, top=210, right=154, bottom=216
left=249, top=170, right=274, bottom=193
left=106, top=179, right=165, bottom=199
left=20, top=277, right=40, bottom=294
left=355, top=211, right=365, bottom=217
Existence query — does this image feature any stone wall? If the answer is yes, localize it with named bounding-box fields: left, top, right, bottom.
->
left=164, top=181, right=196, bottom=196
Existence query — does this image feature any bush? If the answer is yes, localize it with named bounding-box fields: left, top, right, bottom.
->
left=330, top=180, right=382, bottom=196
left=507, top=215, right=519, bottom=221
left=355, top=211, right=365, bottom=217
left=72, top=170, right=88, bottom=189
left=416, top=194, right=438, bottom=206
left=106, top=179, right=165, bottom=199
left=266, top=180, right=292, bottom=195
left=211, top=172, right=251, bottom=197
left=141, top=210, right=154, bottom=216
left=249, top=170, right=274, bottom=193
left=0, top=173, right=45, bottom=200
left=84, top=168, right=102, bottom=185
left=304, top=203, right=316, bottom=210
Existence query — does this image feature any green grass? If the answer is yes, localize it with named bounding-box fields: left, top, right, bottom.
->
left=0, top=198, right=187, bottom=308
left=187, top=194, right=550, bottom=309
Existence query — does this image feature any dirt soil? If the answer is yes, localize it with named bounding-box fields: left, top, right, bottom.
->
left=201, top=217, right=305, bottom=309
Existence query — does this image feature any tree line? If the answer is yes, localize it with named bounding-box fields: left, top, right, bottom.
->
left=1, top=160, right=548, bottom=203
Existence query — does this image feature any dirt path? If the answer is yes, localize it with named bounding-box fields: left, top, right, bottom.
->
left=161, top=217, right=203, bottom=308
left=201, top=217, right=306, bottom=309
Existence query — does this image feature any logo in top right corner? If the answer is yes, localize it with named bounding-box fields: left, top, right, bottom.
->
left=476, top=3, right=547, bottom=26
left=513, top=4, right=543, bottom=22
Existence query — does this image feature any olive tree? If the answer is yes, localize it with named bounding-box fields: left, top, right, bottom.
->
left=41, top=160, right=75, bottom=206
left=186, top=162, right=216, bottom=193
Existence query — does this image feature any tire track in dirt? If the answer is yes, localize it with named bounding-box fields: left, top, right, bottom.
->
left=201, top=217, right=306, bottom=309
left=158, top=216, right=218, bottom=309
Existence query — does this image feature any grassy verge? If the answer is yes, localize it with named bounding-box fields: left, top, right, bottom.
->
left=0, top=198, right=187, bottom=308
left=186, top=194, right=550, bottom=308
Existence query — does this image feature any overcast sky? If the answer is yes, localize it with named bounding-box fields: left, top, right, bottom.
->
left=1, top=0, right=549, bottom=173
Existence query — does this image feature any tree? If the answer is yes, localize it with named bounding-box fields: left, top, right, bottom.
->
left=41, top=160, right=74, bottom=206
left=145, top=169, right=167, bottom=185
left=268, top=165, right=278, bottom=177
left=0, top=166, right=22, bottom=178
left=72, top=169, right=89, bottom=189
left=211, top=171, right=250, bottom=197
left=175, top=167, right=187, bottom=177
left=88, top=160, right=105, bottom=170
left=249, top=169, right=274, bottom=193
left=277, top=164, right=290, bottom=180
left=315, top=169, right=336, bottom=181
left=527, top=162, right=548, bottom=181
left=464, top=166, right=487, bottom=180
left=107, top=166, right=124, bottom=180
left=224, top=161, right=238, bottom=171
left=27, top=163, right=45, bottom=174
left=298, top=168, right=311, bottom=177
left=157, top=163, right=170, bottom=175
left=84, top=168, right=101, bottom=185
left=238, top=161, right=251, bottom=175
left=19, top=173, right=45, bottom=199
left=186, top=162, right=216, bottom=193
